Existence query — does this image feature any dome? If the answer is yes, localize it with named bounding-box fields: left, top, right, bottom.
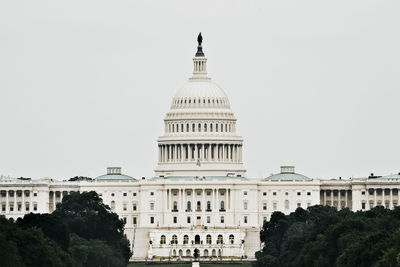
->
left=95, top=167, right=137, bottom=181
left=264, top=166, right=312, bottom=181
left=171, top=80, right=231, bottom=110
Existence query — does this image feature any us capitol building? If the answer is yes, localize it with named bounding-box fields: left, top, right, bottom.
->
left=1, top=35, right=399, bottom=261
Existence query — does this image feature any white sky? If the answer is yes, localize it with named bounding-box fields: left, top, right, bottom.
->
left=0, top=1, right=399, bottom=180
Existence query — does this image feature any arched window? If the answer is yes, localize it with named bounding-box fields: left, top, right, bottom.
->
left=221, top=123, right=223, bottom=132
left=179, top=249, right=183, bottom=257
left=173, top=201, right=177, bottom=211
left=183, top=235, right=189, bottom=244
left=210, top=124, right=213, bottom=132
left=186, top=124, right=189, bottom=132
left=229, top=124, right=231, bottom=132
left=197, top=201, right=201, bottom=211
left=186, top=249, right=191, bottom=257
left=181, top=124, right=183, bottom=132
left=172, top=235, right=178, bottom=245
left=216, top=124, right=218, bottom=132
left=192, top=124, right=195, bottom=132
left=217, top=235, right=223, bottom=244
left=212, top=249, right=216, bottom=257
left=172, top=249, right=177, bottom=256
left=220, top=201, right=225, bottom=211
left=195, top=234, right=201, bottom=244
left=229, top=234, right=234, bottom=244
left=204, top=249, right=209, bottom=257
left=187, top=201, right=191, bottom=211
left=218, top=249, right=222, bottom=257
left=176, top=124, right=178, bottom=132
left=204, top=123, right=207, bottom=132
left=225, top=124, right=227, bottom=132
left=206, top=234, right=211, bottom=244
left=198, top=123, right=201, bottom=132
left=207, top=201, right=211, bottom=211
left=172, top=124, right=175, bottom=132
left=160, top=235, right=166, bottom=244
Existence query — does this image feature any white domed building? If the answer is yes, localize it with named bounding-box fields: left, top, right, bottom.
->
left=155, top=40, right=245, bottom=177
left=1, top=34, right=400, bottom=263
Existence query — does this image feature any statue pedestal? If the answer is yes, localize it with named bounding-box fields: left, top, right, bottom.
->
left=192, top=262, right=200, bottom=267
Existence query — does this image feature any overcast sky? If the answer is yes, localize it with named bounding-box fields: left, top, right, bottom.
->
left=0, top=1, right=399, bottom=180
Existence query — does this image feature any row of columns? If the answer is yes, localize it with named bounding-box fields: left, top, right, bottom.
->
left=164, top=188, right=233, bottom=215
left=321, top=190, right=351, bottom=210
left=166, top=122, right=235, bottom=133
left=0, top=190, right=36, bottom=213
left=367, top=188, right=399, bottom=209
left=159, top=144, right=242, bottom=163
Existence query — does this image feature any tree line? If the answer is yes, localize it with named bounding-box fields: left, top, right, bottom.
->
left=0, top=191, right=131, bottom=267
left=254, top=205, right=400, bottom=267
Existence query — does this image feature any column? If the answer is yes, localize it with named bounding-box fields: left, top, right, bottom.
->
left=221, top=145, right=225, bottom=161
left=168, top=145, right=171, bottom=162
left=374, top=189, right=377, bottom=207
left=182, top=189, right=186, bottom=211
left=228, top=189, right=230, bottom=210
left=178, top=189, right=182, bottom=211
left=216, top=188, right=219, bottom=211
left=212, top=188, right=215, bottom=211
left=163, top=189, right=167, bottom=224
left=168, top=189, right=172, bottom=211
left=22, top=191, right=25, bottom=213
left=230, top=189, right=234, bottom=211
left=201, top=144, right=204, bottom=161
left=194, top=144, right=198, bottom=160
left=338, top=190, right=341, bottom=210
left=29, top=190, right=32, bottom=212
left=390, top=189, right=393, bottom=209
left=192, top=189, right=195, bottom=212
left=330, top=190, right=333, bottom=206
left=207, top=144, right=211, bottom=161
left=202, top=189, right=205, bottom=212
left=383, top=188, right=385, bottom=207
left=345, top=191, right=348, bottom=208
left=6, top=191, right=9, bottom=212
left=53, top=191, right=56, bottom=211
left=188, top=144, right=192, bottom=161
left=323, top=191, right=326, bottom=205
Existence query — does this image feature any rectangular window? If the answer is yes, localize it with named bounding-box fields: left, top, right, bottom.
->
left=207, top=216, right=211, bottom=223
left=273, top=202, right=277, bottom=210
left=122, top=217, right=127, bottom=224
left=263, top=217, right=267, bottom=222
left=207, top=191, right=211, bottom=196
left=244, top=216, right=248, bottom=224
left=197, top=191, right=201, bottom=196
left=263, top=202, right=267, bottom=210
left=307, top=192, right=311, bottom=196
left=220, top=216, right=224, bottom=223
left=297, top=192, right=301, bottom=196
left=33, top=203, right=37, bottom=211
left=173, top=191, right=177, bottom=196
left=25, top=203, right=29, bottom=211
left=173, top=217, right=177, bottom=223
left=187, top=216, right=191, bottom=223
left=150, top=202, right=154, bottom=210
left=187, top=191, right=191, bottom=196
left=133, top=203, right=137, bottom=211
left=243, top=201, right=248, bottom=210
left=111, top=193, right=115, bottom=197
left=307, top=202, right=311, bottom=207
left=1, top=204, right=5, bottom=212
left=244, top=191, right=248, bottom=196
left=133, top=192, right=137, bottom=197
left=150, top=217, right=154, bottom=224
left=263, top=192, right=267, bottom=196
left=297, top=202, right=301, bottom=208
left=123, top=193, right=127, bottom=197
left=33, top=193, right=37, bottom=197
left=150, top=192, right=154, bottom=196
left=18, top=203, right=21, bottom=211
left=123, top=203, right=127, bottom=211
left=361, top=191, right=365, bottom=195
left=133, top=217, right=137, bottom=225
left=273, top=192, right=277, bottom=196
left=9, top=204, right=13, bottom=212
left=221, top=191, right=225, bottom=196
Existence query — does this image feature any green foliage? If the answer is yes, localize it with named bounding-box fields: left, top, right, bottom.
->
left=0, top=191, right=131, bottom=267
left=255, top=205, right=400, bottom=267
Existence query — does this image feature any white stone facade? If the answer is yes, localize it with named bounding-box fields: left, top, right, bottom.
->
left=1, top=38, right=399, bottom=261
